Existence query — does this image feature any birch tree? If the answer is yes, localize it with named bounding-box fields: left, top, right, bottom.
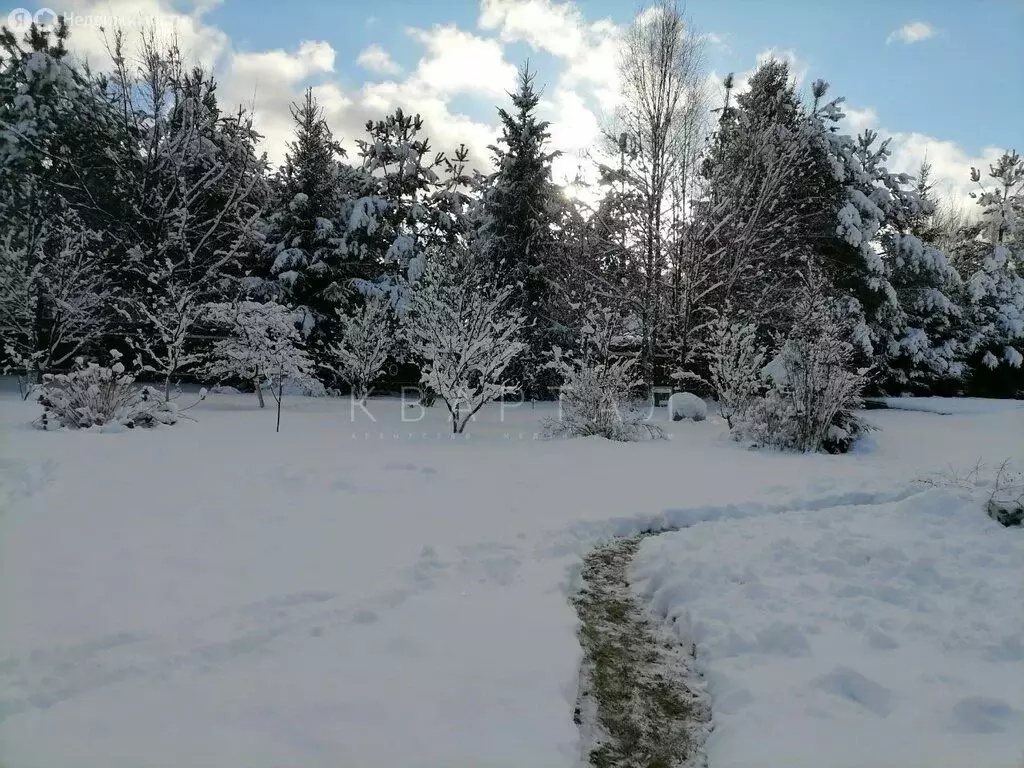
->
left=614, top=0, right=708, bottom=383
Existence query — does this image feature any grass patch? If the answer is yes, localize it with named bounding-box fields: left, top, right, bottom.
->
left=573, top=536, right=708, bottom=768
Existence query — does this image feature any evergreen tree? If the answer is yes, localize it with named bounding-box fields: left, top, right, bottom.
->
left=0, top=19, right=122, bottom=382
left=480, top=65, right=562, bottom=396
left=348, top=109, right=470, bottom=292
left=702, top=61, right=842, bottom=332
left=828, top=130, right=965, bottom=391
left=109, top=38, right=268, bottom=398
left=963, top=151, right=1024, bottom=386
left=266, top=88, right=350, bottom=340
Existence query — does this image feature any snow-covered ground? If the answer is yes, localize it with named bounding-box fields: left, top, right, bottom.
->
left=1, top=385, right=1021, bottom=767
left=634, top=491, right=1024, bottom=768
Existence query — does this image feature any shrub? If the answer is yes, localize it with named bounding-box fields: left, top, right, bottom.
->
left=545, top=351, right=665, bottom=441
left=34, top=355, right=190, bottom=430
left=734, top=330, right=871, bottom=454
left=710, top=316, right=766, bottom=428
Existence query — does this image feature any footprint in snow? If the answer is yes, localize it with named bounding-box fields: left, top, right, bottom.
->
left=951, top=696, right=1019, bottom=734
left=813, top=666, right=893, bottom=717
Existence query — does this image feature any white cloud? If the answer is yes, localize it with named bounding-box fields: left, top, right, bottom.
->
left=479, top=0, right=623, bottom=110
left=842, top=105, right=879, bottom=135
left=885, top=133, right=1002, bottom=212
left=542, top=88, right=601, bottom=186
left=838, top=103, right=1001, bottom=213
left=886, top=21, right=937, bottom=45
left=232, top=40, right=335, bottom=82
left=479, top=0, right=587, bottom=59
left=357, top=44, right=401, bottom=75
left=406, top=25, right=517, bottom=99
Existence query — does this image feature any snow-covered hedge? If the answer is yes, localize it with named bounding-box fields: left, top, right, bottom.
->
left=34, top=356, right=190, bottom=431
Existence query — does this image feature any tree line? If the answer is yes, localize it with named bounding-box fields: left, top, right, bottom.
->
left=1, top=5, right=1022, bottom=417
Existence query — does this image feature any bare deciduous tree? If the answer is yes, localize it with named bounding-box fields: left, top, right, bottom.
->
left=614, top=0, right=709, bottom=383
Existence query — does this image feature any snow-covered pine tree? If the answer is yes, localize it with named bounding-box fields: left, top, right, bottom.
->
left=265, top=88, right=350, bottom=350
left=677, top=64, right=841, bottom=392
left=828, top=131, right=965, bottom=391
left=700, top=63, right=841, bottom=335
left=479, top=65, right=562, bottom=396
left=962, top=151, right=1024, bottom=386
left=402, top=246, right=527, bottom=434
left=348, top=109, right=469, bottom=293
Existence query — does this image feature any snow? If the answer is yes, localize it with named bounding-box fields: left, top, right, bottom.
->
left=633, top=487, right=1024, bottom=768
left=1, top=384, right=1023, bottom=767
left=877, top=396, right=1024, bottom=415
left=667, top=391, right=707, bottom=422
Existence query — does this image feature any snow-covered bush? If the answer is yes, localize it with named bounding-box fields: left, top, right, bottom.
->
left=710, top=315, right=766, bottom=428
left=546, top=352, right=663, bottom=441
left=543, top=304, right=665, bottom=442
left=402, top=249, right=527, bottom=434
left=34, top=355, right=187, bottom=430
left=735, top=331, right=871, bottom=454
left=326, top=293, right=394, bottom=402
left=667, top=391, right=707, bottom=422
left=204, top=301, right=315, bottom=408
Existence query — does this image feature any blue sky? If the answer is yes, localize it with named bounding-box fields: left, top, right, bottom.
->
left=6, top=0, right=1021, bottom=204
left=195, top=0, right=1021, bottom=155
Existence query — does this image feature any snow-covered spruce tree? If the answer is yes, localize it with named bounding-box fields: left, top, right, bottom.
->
left=265, top=88, right=351, bottom=353
left=402, top=247, right=527, bottom=434
left=325, top=292, right=394, bottom=402
left=479, top=65, right=563, bottom=396
left=735, top=271, right=871, bottom=454
left=709, top=310, right=766, bottom=429
left=544, top=296, right=665, bottom=442
left=962, top=152, right=1024, bottom=381
left=828, top=131, right=965, bottom=391
left=109, top=38, right=268, bottom=400
left=203, top=301, right=314, bottom=408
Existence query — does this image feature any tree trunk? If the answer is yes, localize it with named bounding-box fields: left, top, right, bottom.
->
left=255, top=371, right=265, bottom=408
left=276, top=366, right=284, bottom=433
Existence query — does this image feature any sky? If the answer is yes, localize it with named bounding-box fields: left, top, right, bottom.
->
left=4, top=0, right=1022, bottom=209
